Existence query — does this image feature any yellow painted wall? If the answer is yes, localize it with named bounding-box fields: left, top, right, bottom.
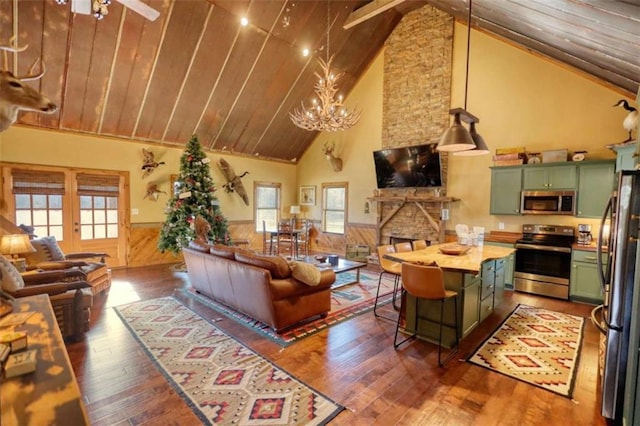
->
left=447, top=23, right=634, bottom=233
left=297, top=51, right=384, bottom=225
left=0, top=127, right=297, bottom=223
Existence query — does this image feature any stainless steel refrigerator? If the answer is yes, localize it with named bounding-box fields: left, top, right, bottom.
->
left=596, top=170, right=640, bottom=425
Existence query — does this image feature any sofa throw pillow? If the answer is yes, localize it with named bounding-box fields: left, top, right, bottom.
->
left=23, top=236, right=66, bottom=266
left=234, top=252, right=291, bottom=279
left=289, top=261, right=322, bottom=286
left=0, top=256, right=25, bottom=292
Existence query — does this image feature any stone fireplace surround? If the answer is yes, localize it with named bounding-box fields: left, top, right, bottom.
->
left=375, top=5, right=454, bottom=247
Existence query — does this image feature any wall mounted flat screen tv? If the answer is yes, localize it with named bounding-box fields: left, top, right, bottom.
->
left=373, top=143, right=442, bottom=189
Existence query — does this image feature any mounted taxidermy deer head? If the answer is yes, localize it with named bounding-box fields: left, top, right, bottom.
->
left=0, top=39, right=57, bottom=132
left=323, top=141, right=343, bottom=172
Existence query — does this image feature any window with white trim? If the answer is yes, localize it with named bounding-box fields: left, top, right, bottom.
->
left=255, top=182, right=281, bottom=232
left=322, top=182, right=347, bottom=234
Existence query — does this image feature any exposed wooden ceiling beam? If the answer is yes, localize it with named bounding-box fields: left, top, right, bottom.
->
left=343, top=0, right=406, bottom=29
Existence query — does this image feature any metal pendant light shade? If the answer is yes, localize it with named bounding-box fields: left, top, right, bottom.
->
left=437, top=113, right=475, bottom=152
left=454, top=122, right=490, bottom=156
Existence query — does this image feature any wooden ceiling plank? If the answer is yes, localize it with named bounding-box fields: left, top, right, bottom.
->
left=35, top=0, right=70, bottom=130
left=343, top=0, right=405, bottom=29
left=164, top=6, right=239, bottom=145
left=101, top=0, right=170, bottom=137
left=98, top=8, right=128, bottom=133
left=160, top=4, right=214, bottom=142
left=211, top=1, right=288, bottom=150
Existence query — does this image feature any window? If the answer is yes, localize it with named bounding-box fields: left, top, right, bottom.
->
left=255, top=182, right=281, bottom=232
left=12, top=169, right=66, bottom=240
left=76, top=174, right=120, bottom=240
left=322, top=182, right=347, bottom=234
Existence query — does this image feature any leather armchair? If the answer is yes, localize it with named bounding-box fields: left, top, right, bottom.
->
left=0, top=258, right=93, bottom=342
left=23, top=236, right=111, bottom=296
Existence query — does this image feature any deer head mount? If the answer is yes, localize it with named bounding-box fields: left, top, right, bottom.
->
left=322, top=141, right=343, bottom=172
left=0, top=39, right=57, bottom=132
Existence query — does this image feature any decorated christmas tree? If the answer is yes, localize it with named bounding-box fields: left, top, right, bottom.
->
left=158, top=135, right=231, bottom=255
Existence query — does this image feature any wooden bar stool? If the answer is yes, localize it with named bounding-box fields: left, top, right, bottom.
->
left=375, top=245, right=402, bottom=319
left=412, top=239, right=428, bottom=250
left=394, top=262, right=459, bottom=367
left=394, top=241, right=413, bottom=253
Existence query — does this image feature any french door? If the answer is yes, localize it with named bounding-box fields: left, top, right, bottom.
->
left=1, top=164, right=129, bottom=267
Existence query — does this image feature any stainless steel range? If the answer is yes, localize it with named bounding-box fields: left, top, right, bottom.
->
left=514, top=224, right=575, bottom=299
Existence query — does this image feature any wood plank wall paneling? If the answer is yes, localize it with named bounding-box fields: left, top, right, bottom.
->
left=128, top=221, right=379, bottom=267
left=129, top=224, right=182, bottom=268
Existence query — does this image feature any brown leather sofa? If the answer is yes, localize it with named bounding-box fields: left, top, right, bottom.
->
left=182, top=243, right=336, bottom=332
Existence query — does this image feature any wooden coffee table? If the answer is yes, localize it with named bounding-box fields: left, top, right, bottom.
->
left=297, top=256, right=367, bottom=289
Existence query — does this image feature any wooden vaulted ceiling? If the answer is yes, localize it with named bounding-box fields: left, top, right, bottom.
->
left=1, top=0, right=638, bottom=162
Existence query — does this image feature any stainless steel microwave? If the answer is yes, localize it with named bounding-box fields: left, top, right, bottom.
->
left=520, top=190, right=576, bottom=215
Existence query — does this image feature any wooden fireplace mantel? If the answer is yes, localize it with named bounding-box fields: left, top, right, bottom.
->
left=367, top=195, right=460, bottom=244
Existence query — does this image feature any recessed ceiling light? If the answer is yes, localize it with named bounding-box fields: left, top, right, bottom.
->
left=302, top=48, right=309, bottom=57
left=240, top=17, right=248, bottom=26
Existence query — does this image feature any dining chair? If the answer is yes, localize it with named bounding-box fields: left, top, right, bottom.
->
left=412, top=239, right=428, bottom=251
left=394, top=241, right=413, bottom=253
left=394, top=262, right=459, bottom=367
left=374, top=245, right=402, bottom=320
left=296, top=219, right=311, bottom=257
left=276, top=219, right=295, bottom=257
left=262, top=220, right=275, bottom=255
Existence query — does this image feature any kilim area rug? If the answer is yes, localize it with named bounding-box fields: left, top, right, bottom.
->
left=468, top=304, right=585, bottom=398
left=115, top=297, right=344, bottom=425
left=185, top=270, right=396, bottom=347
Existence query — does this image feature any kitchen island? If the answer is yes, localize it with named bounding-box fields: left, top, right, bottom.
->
left=385, top=243, right=515, bottom=347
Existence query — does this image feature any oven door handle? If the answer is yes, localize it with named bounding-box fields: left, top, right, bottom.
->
left=514, top=243, right=572, bottom=253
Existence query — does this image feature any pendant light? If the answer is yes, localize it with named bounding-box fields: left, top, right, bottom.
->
left=437, top=0, right=489, bottom=155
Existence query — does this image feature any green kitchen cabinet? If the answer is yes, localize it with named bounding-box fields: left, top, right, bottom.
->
left=485, top=242, right=515, bottom=289
left=570, top=249, right=608, bottom=304
left=576, top=160, right=615, bottom=218
left=522, top=164, right=577, bottom=190
left=490, top=167, right=522, bottom=215
left=461, top=273, right=481, bottom=338
left=613, top=143, right=637, bottom=171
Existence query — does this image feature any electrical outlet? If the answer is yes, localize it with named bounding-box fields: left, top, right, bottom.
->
left=498, top=222, right=505, bottom=230
left=441, top=208, right=449, bottom=221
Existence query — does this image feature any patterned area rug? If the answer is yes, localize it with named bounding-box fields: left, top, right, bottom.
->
left=115, top=297, right=344, bottom=425
left=185, top=270, right=396, bottom=346
left=468, top=304, right=585, bottom=398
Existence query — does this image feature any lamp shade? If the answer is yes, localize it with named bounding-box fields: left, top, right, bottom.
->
left=0, top=234, right=36, bottom=257
left=290, top=205, right=301, bottom=215
left=454, top=122, right=490, bottom=156
left=437, top=113, right=476, bottom=152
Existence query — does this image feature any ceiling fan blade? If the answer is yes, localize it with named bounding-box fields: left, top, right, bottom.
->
left=116, top=0, right=160, bottom=21
left=71, top=0, right=91, bottom=15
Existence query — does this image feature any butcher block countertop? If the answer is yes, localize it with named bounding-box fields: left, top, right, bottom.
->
left=384, top=243, right=515, bottom=273
left=483, top=231, right=521, bottom=244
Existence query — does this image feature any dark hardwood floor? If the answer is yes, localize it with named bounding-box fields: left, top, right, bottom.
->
left=66, top=264, right=608, bottom=425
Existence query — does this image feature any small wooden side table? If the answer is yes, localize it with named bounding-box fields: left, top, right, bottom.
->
left=1, top=294, right=89, bottom=425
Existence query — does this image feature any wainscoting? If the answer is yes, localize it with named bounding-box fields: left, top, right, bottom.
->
left=128, top=221, right=379, bottom=267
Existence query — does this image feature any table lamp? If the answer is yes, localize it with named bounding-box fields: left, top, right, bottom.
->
left=0, top=234, right=36, bottom=272
left=290, top=205, right=300, bottom=219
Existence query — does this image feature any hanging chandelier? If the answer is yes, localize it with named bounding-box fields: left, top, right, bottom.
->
left=289, top=2, right=361, bottom=132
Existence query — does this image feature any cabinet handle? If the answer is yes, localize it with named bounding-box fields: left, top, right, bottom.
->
left=584, top=256, right=596, bottom=261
